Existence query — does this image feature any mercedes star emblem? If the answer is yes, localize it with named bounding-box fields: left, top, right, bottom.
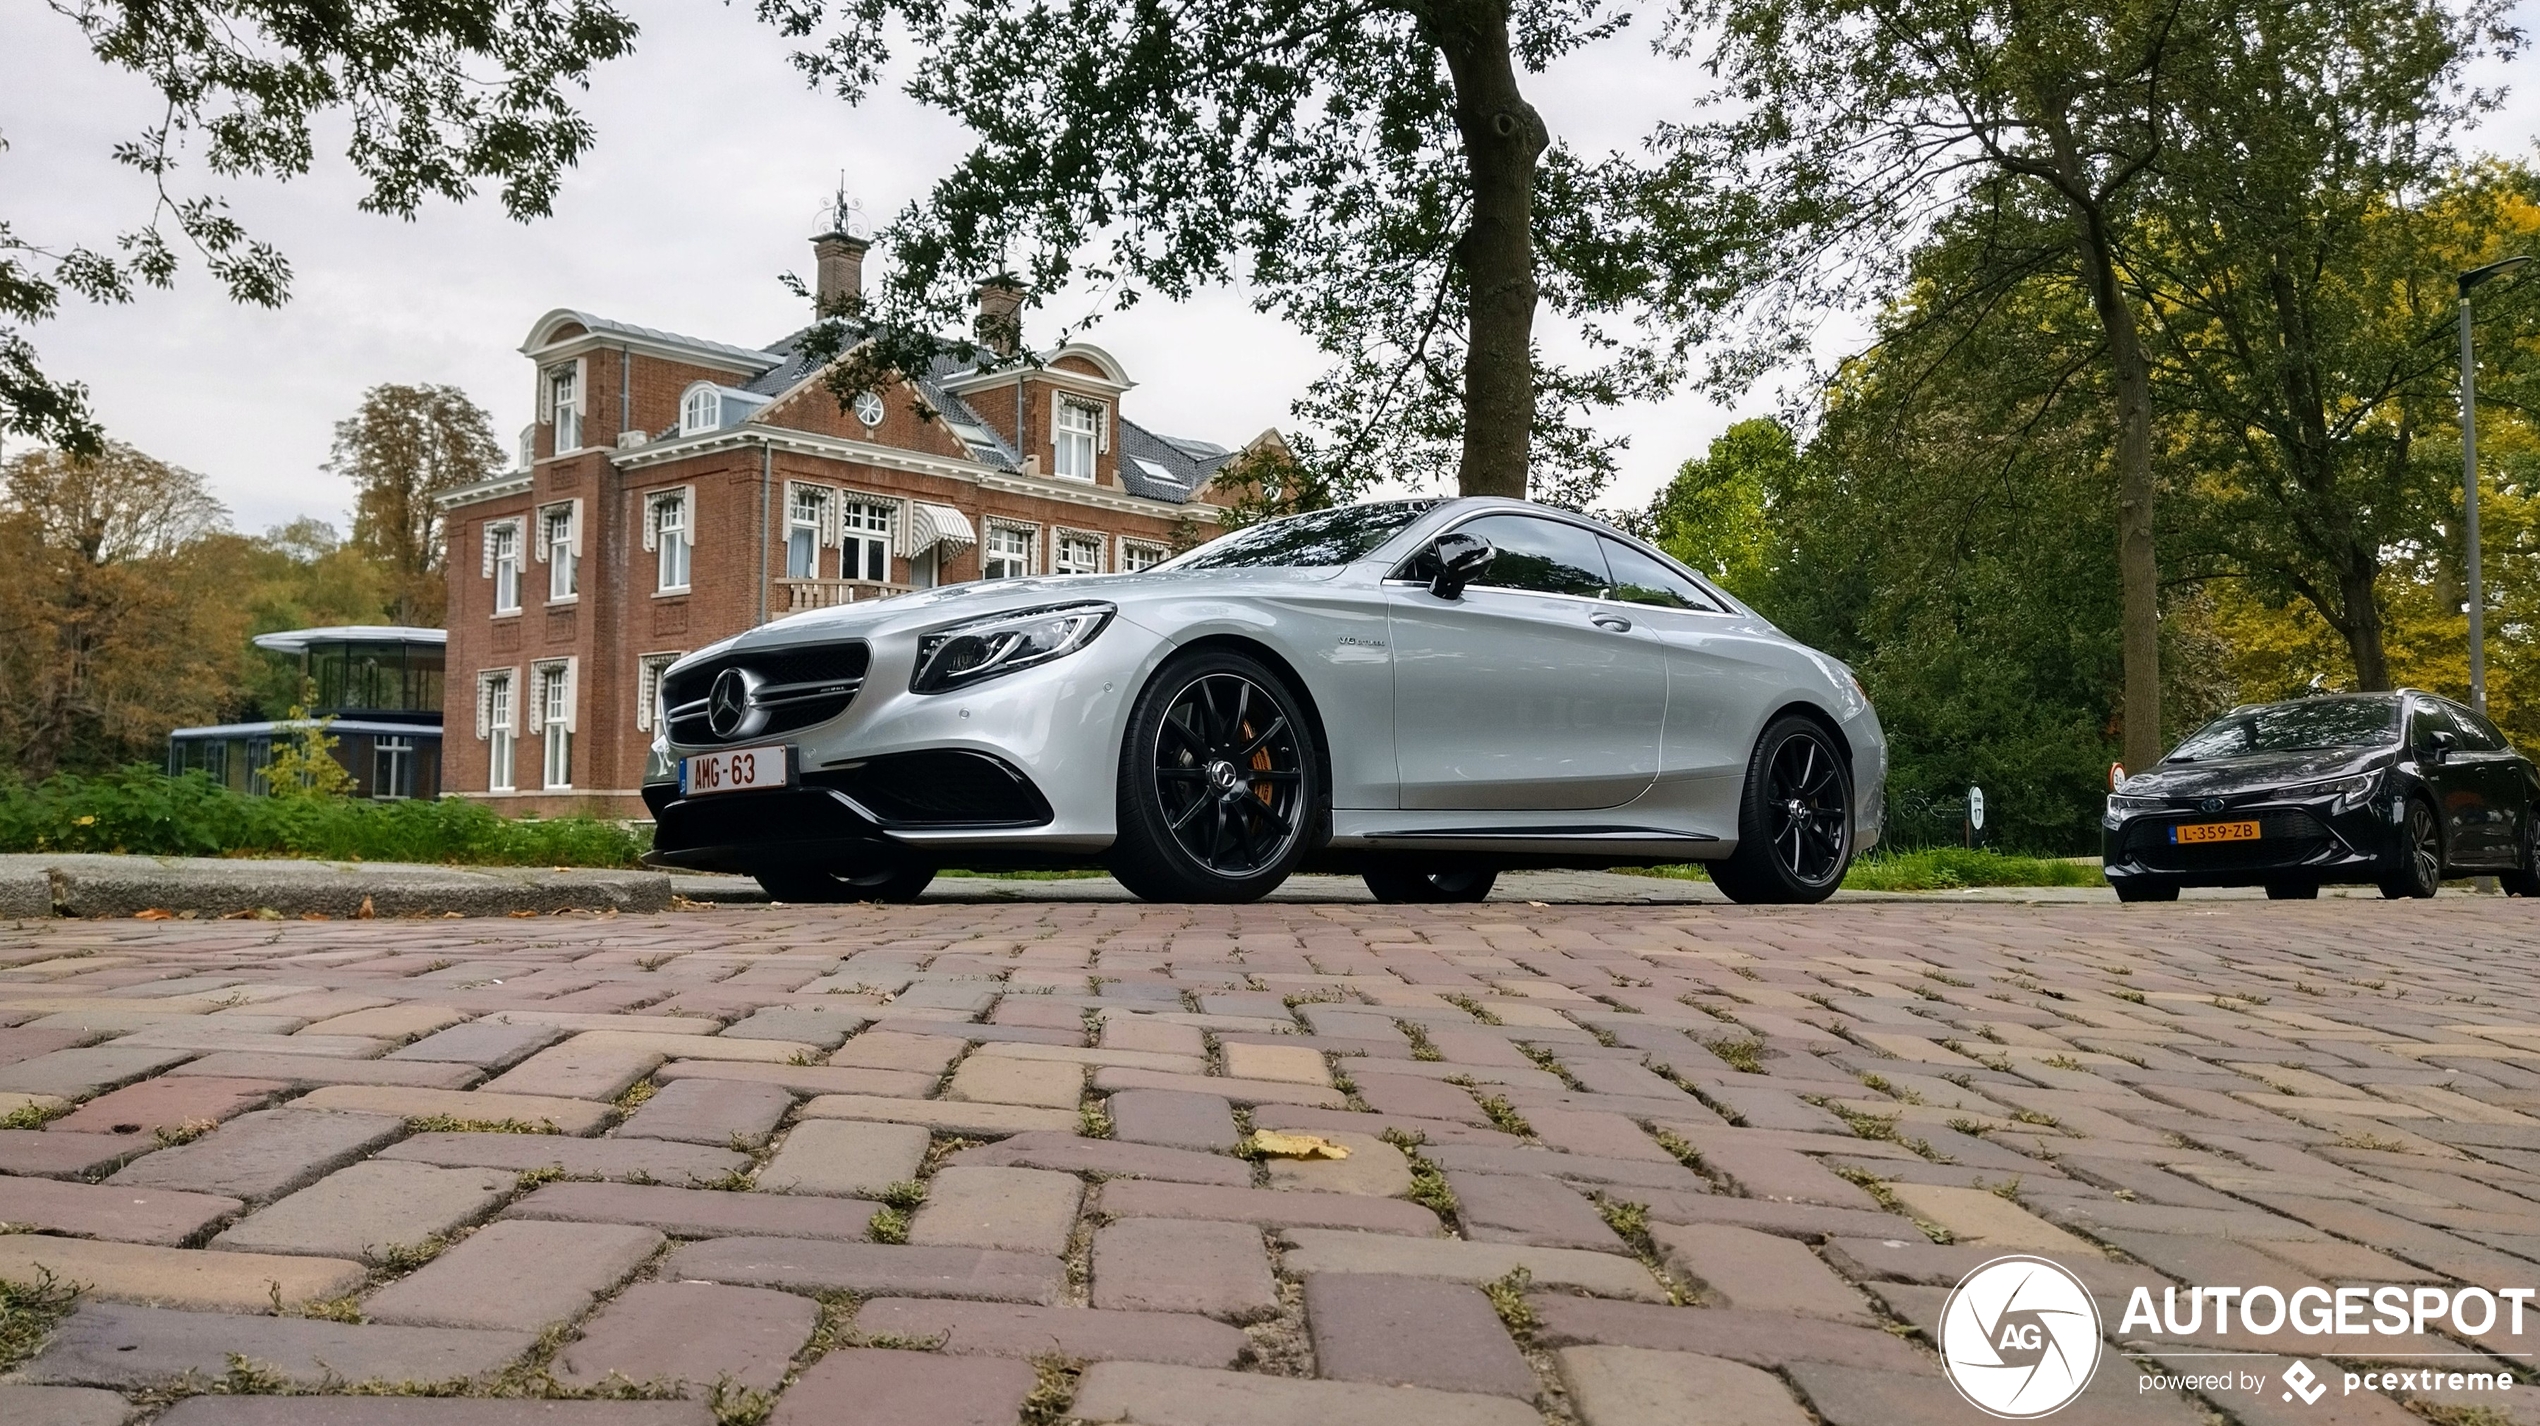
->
left=707, top=668, right=755, bottom=740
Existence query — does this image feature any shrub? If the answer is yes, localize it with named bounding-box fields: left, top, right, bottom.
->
left=0, top=766, right=647, bottom=867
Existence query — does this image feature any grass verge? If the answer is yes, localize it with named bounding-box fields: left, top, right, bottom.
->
left=1619, top=847, right=2105, bottom=892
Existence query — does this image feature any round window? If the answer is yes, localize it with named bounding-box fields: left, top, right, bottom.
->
left=852, top=391, right=886, bottom=428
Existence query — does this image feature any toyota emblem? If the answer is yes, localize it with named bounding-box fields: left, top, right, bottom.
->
left=706, top=667, right=758, bottom=740
left=2200, top=797, right=2225, bottom=813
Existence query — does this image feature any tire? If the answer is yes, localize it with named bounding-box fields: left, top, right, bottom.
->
left=1709, top=715, right=1854, bottom=905
left=2114, top=878, right=2179, bottom=903
left=1363, top=863, right=1498, bottom=903
left=755, top=861, right=936, bottom=904
left=1110, top=649, right=1320, bottom=903
left=2264, top=881, right=2319, bottom=900
left=2379, top=797, right=2443, bottom=899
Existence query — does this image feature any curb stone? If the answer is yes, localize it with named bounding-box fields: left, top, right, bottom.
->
left=0, top=853, right=671, bottom=918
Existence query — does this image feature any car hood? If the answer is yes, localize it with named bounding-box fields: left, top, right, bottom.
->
left=2127, top=747, right=2391, bottom=797
left=678, top=566, right=1342, bottom=667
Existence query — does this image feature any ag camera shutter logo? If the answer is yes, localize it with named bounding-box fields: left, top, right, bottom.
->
left=1940, top=1255, right=2104, bottom=1418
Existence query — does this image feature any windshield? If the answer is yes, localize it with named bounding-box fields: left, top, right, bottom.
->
left=1163, top=501, right=1441, bottom=571
left=2167, top=699, right=2400, bottom=762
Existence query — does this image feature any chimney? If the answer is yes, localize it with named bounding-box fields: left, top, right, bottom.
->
left=812, top=232, right=868, bottom=316
left=975, top=277, right=1024, bottom=356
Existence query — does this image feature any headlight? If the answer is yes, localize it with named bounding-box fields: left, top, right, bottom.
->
left=911, top=603, right=1114, bottom=694
left=2107, top=793, right=2167, bottom=813
left=2291, top=771, right=2380, bottom=811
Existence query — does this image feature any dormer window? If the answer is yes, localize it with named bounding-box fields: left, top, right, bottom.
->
left=680, top=384, right=721, bottom=436
left=547, top=364, right=581, bottom=453
left=1053, top=399, right=1101, bottom=482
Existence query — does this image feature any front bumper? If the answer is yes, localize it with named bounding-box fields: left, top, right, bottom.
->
left=2101, top=794, right=2396, bottom=887
left=643, top=610, right=1178, bottom=874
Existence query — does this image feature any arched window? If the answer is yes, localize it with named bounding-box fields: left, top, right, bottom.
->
left=679, top=384, right=721, bottom=436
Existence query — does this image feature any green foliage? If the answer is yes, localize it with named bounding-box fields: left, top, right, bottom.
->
left=763, top=0, right=1665, bottom=504
left=0, top=766, right=646, bottom=866
left=1646, top=418, right=1796, bottom=601
left=263, top=703, right=359, bottom=801
left=7, top=0, right=638, bottom=455
left=1840, top=849, right=2105, bottom=892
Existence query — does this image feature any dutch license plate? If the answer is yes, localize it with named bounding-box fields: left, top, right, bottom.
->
left=2171, top=820, right=2260, bottom=845
left=681, top=745, right=789, bottom=797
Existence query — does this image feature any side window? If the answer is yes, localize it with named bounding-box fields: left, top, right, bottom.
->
left=1602, top=538, right=1724, bottom=612
left=2452, top=704, right=2508, bottom=752
left=2411, top=702, right=2462, bottom=750
left=1407, top=514, right=1610, bottom=597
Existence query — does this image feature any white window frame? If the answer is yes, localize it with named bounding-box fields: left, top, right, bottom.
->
left=478, top=668, right=518, bottom=792
left=533, top=657, right=577, bottom=790
left=1119, top=539, right=1168, bottom=573
left=679, top=383, right=721, bottom=436
left=635, top=651, right=685, bottom=732
left=484, top=518, right=524, bottom=615
left=1054, top=528, right=1104, bottom=575
left=1052, top=398, right=1101, bottom=482
left=841, top=499, right=894, bottom=583
left=785, top=482, right=835, bottom=580
left=644, top=487, right=693, bottom=594
left=546, top=361, right=583, bottom=454
left=982, top=521, right=1035, bottom=580
left=538, top=500, right=582, bottom=601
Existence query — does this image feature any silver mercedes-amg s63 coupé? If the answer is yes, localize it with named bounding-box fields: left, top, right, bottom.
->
left=642, top=497, right=1885, bottom=904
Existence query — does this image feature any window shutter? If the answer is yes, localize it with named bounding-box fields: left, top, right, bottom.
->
left=636, top=660, right=653, bottom=733
left=1098, top=402, right=1111, bottom=454
left=819, top=487, right=840, bottom=548
left=1050, top=390, right=1065, bottom=450
left=475, top=672, right=493, bottom=739
left=562, top=658, right=580, bottom=733
left=682, top=486, right=696, bottom=551
left=573, top=357, right=587, bottom=429
left=538, top=370, right=554, bottom=423
left=482, top=522, right=498, bottom=578
left=569, top=498, right=585, bottom=558
left=530, top=507, right=548, bottom=565
left=642, top=493, right=661, bottom=553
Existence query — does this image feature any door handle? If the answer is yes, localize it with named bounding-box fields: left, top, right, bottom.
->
left=1592, top=614, right=1633, bottom=632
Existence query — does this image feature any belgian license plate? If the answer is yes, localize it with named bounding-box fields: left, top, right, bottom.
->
left=2171, top=819, right=2260, bottom=845
left=681, top=745, right=789, bottom=797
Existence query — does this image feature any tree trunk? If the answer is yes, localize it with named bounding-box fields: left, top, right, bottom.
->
left=2337, top=555, right=2391, bottom=690
left=2072, top=218, right=2162, bottom=772
left=1427, top=0, right=1546, bottom=500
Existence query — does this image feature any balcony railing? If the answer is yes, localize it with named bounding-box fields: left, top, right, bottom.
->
left=780, top=579, right=914, bottom=612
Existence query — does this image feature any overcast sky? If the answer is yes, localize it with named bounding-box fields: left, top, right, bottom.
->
left=5, top=0, right=2536, bottom=536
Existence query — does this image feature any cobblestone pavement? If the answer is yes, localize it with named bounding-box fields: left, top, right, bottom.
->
left=2, top=896, right=2539, bottom=1424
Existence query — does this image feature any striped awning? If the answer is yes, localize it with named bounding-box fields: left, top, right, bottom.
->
left=902, top=502, right=977, bottom=557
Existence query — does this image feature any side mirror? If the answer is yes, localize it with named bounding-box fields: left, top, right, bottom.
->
left=2426, top=729, right=2459, bottom=763
left=1429, top=532, right=1496, bottom=600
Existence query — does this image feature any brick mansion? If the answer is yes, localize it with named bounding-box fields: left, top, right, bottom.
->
left=437, top=233, right=1260, bottom=817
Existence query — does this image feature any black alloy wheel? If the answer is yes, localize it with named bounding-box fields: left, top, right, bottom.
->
left=2379, top=797, right=2443, bottom=900
left=755, top=861, right=936, bottom=904
left=1111, top=651, right=1319, bottom=902
left=1363, top=863, right=1498, bottom=904
left=2264, top=881, right=2319, bottom=900
left=1711, top=715, right=1854, bottom=905
left=2114, top=878, right=2179, bottom=903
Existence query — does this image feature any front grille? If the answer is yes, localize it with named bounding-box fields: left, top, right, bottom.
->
left=663, top=642, right=870, bottom=745
left=810, top=751, right=1052, bottom=827
left=2123, top=807, right=2334, bottom=872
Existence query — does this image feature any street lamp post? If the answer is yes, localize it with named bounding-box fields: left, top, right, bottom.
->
left=2459, top=256, right=2531, bottom=713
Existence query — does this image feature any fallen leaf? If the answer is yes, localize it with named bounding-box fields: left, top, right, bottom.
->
left=132, top=908, right=172, bottom=921
left=1249, top=1130, right=1351, bottom=1160
left=355, top=896, right=376, bottom=920
left=1527, top=901, right=1549, bottom=908
left=508, top=910, right=539, bottom=919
